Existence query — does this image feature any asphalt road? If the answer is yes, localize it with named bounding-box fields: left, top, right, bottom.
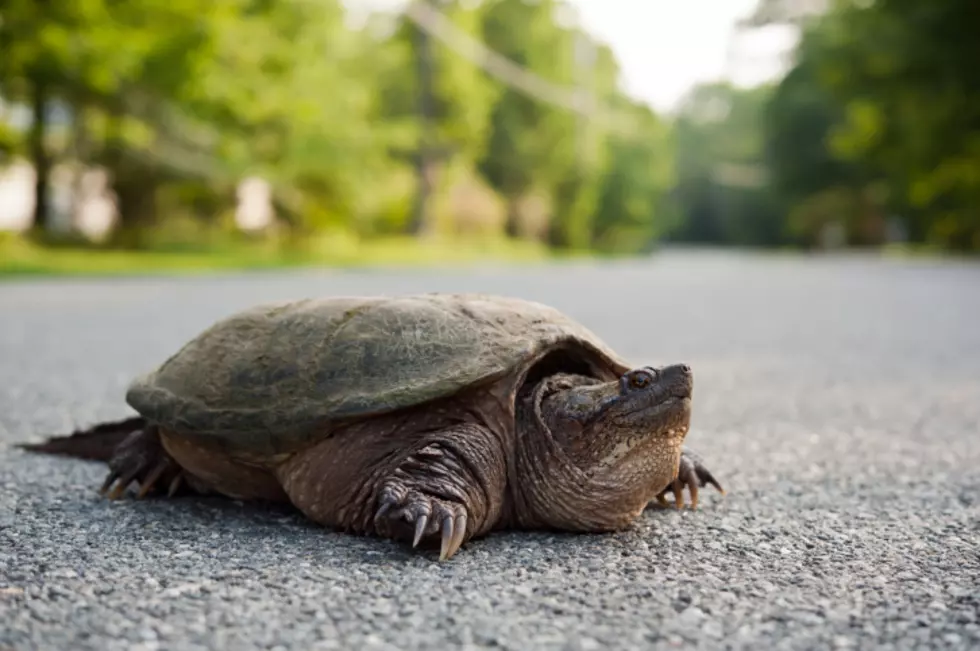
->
left=2, top=250, right=979, bottom=651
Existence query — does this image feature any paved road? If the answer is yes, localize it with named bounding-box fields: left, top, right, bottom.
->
left=2, top=250, right=979, bottom=651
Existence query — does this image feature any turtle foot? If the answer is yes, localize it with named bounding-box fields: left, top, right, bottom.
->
left=99, top=426, right=189, bottom=500
left=374, top=484, right=469, bottom=561
left=363, top=432, right=500, bottom=561
left=654, top=447, right=725, bottom=510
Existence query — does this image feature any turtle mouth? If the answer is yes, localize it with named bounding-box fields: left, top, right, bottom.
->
left=630, top=395, right=692, bottom=435
left=604, top=390, right=692, bottom=430
left=586, top=395, right=691, bottom=471
left=642, top=393, right=690, bottom=411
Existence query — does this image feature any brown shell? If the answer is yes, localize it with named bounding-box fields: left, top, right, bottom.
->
left=125, top=293, right=630, bottom=448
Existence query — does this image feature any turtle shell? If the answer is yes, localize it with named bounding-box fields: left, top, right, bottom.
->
left=125, top=293, right=630, bottom=449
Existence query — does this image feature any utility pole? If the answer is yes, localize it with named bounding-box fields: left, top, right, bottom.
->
left=573, top=30, right=597, bottom=169
left=408, top=0, right=438, bottom=237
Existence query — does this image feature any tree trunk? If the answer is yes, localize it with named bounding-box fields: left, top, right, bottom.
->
left=101, top=108, right=156, bottom=248
left=410, top=147, right=437, bottom=236
left=504, top=197, right=520, bottom=238
left=29, top=77, right=52, bottom=233
left=407, top=10, right=436, bottom=236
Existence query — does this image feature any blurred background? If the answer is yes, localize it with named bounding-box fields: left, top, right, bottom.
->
left=1, top=0, right=977, bottom=276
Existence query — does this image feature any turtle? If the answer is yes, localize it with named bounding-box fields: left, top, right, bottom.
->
left=19, top=292, right=724, bottom=560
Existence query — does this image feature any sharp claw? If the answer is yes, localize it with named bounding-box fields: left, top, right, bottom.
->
left=448, top=513, right=467, bottom=559
left=686, top=455, right=723, bottom=494
left=167, top=474, right=184, bottom=497
left=108, top=467, right=142, bottom=500
left=688, top=479, right=700, bottom=510
left=672, top=481, right=684, bottom=509
left=439, top=513, right=455, bottom=561
left=412, top=513, right=429, bottom=548
left=99, top=471, right=119, bottom=496
left=135, top=481, right=153, bottom=500
left=376, top=499, right=394, bottom=521
left=698, top=466, right=722, bottom=489
left=137, top=461, right=169, bottom=499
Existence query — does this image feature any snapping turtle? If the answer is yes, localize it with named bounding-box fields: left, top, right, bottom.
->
left=21, top=293, right=723, bottom=560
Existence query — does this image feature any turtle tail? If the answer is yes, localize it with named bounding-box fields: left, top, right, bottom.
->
left=17, top=416, right=147, bottom=462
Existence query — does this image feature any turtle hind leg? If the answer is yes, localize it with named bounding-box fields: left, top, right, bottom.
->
left=99, top=424, right=192, bottom=500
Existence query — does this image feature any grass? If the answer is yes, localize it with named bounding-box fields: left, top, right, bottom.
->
left=0, top=231, right=567, bottom=279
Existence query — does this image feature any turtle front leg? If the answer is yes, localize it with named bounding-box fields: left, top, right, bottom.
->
left=651, top=446, right=725, bottom=510
left=371, top=424, right=507, bottom=561
left=99, top=425, right=192, bottom=500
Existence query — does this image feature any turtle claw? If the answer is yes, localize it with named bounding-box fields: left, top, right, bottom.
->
left=441, top=513, right=467, bottom=561
left=435, top=509, right=467, bottom=560
left=167, top=474, right=184, bottom=498
left=654, top=448, right=725, bottom=510
left=99, top=471, right=120, bottom=496
left=137, top=459, right=170, bottom=499
left=99, top=427, right=188, bottom=500
left=672, top=481, right=686, bottom=509
left=412, top=514, right=429, bottom=548
left=374, top=486, right=399, bottom=522
left=107, top=468, right=140, bottom=500
left=374, top=485, right=469, bottom=560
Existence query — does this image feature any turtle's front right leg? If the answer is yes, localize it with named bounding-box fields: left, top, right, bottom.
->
left=100, top=425, right=191, bottom=500
left=651, top=446, right=725, bottom=510
left=371, top=424, right=507, bottom=560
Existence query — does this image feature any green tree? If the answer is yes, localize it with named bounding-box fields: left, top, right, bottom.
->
left=668, top=82, right=783, bottom=246
left=773, top=0, right=980, bottom=251
left=590, top=97, right=675, bottom=253
left=372, top=0, right=502, bottom=234
left=763, top=23, right=884, bottom=247
left=0, top=0, right=386, bottom=242
left=478, top=0, right=579, bottom=238
left=547, top=38, right=621, bottom=250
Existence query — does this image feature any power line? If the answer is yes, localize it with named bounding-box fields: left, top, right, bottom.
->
left=400, top=0, right=643, bottom=137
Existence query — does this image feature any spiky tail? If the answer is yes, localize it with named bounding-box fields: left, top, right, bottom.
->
left=17, top=416, right=147, bottom=462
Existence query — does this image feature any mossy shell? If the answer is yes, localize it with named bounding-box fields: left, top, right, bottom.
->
left=125, top=293, right=629, bottom=450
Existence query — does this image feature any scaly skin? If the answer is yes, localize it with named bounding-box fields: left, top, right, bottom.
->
left=502, top=364, right=705, bottom=535
left=20, top=364, right=724, bottom=561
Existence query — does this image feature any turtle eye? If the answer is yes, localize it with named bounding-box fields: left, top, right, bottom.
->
left=629, top=371, right=653, bottom=389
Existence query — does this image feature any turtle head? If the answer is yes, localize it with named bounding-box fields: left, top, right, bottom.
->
left=511, top=363, right=693, bottom=531
left=546, top=364, right=693, bottom=473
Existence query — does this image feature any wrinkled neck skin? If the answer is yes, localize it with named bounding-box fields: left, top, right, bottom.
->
left=503, top=369, right=691, bottom=533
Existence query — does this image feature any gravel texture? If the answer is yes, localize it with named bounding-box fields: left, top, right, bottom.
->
left=1, top=249, right=979, bottom=651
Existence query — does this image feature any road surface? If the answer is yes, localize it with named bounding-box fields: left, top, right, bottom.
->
left=2, top=250, right=979, bottom=650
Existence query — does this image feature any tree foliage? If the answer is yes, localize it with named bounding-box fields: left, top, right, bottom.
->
left=6, top=0, right=975, bottom=256
left=811, top=0, right=980, bottom=251
left=0, top=0, right=675, bottom=254
left=667, top=82, right=785, bottom=247
left=668, top=0, right=980, bottom=253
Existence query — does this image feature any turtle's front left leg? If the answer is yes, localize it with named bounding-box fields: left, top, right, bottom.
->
left=372, top=424, right=507, bottom=560
left=650, top=446, right=725, bottom=510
